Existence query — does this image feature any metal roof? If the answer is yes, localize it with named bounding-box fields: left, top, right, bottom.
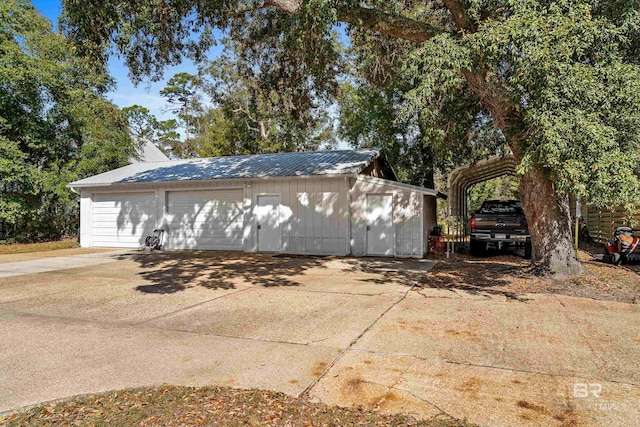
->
left=69, top=149, right=381, bottom=188
left=447, top=154, right=518, bottom=217
left=129, top=141, right=170, bottom=163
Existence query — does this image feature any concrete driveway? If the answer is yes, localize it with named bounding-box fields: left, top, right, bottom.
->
left=0, top=250, right=638, bottom=426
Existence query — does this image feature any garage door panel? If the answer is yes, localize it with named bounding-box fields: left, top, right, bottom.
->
left=170, top=239, right=243, bottom=250
left=170, top=220, right=244, bottom=231
left=166, top=189, right=244, bottom=250
left=168, top=200, right=241, bottom=209
left=91, top=207, right=155, bottom=216
left=170, top=229, right=244, bottom=240
left=92, top=230, right=153, bottom=237
left=91, top=192, right=156, bottom=248
left=90, top=215, right=154, bottom=223
left=92, top=223, right=153, bottom=231
left=91, top=202, right=155, bottom=210
left=168, top=206, right=242, bottom=217
left=91, top=222, right=151, bottom=229
left=171, top=215, right=244, bottom=227
left=93, top=237, right=147, bottom=245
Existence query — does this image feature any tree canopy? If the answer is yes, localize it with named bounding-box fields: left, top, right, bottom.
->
left=124, top=24, right=340, bottom=159
left=60, top=0, right=640, bottom=274
left=0, top=0, right=135, bottom=241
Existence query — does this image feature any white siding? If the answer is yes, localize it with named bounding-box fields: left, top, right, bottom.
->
left=165, top=189, right=244, bottom=250
left=349, top=177, right=426, bottom=258
left=90, top=192, right=157, bottom=248
left=79, top=190, right=92, bottom=247
left=246, top=178, right=349, bottom=255
left=79, top=175, right=433, bottom=258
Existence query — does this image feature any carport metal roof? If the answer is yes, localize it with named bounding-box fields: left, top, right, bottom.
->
left=447, top=154, right=518, bottom=217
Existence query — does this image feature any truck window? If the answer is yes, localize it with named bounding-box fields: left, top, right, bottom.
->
left=479, top=201, right=523, bottom=214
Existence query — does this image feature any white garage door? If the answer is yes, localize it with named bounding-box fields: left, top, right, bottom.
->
left=166, top=189, right=244, bottom=250
left=92, top=192, right=157, bottom=248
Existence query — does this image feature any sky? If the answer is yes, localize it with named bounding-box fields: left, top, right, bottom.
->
left=31, top=0, right=220, bottom=125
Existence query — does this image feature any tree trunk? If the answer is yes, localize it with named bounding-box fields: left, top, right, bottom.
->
left=463, top=68, right=583, bottom=276
left=519, top=165, right=583, bottom=276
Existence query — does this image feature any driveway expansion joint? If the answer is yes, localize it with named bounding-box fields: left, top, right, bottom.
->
left=552, top=294, right=611, bottom=376
left=276, top=288, right=399, bottom=297
left=131, top=286, right=255, bottom=326
left=2, top=304, right=343, bottom=352
left=368, top=362, right=452, bottom=418
left=348, top=348, right=640, bottom=387
left=299, top=280, right=419, bottom=398
left=141, top=324, right=342, bottom=351
left=393, top=385, right=447, bottom=413
left=413, top=289, right=461, bottom=299
left=555, top=295, right=568, bottom=308
left=0, top=288, right=77, bottom=305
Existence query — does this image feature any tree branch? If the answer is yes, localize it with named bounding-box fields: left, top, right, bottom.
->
left=262, top=0, right=446, bottom=44
left=441, top=0, right=477, bottom=32
left=463, top=68, right=524, bottom=159
left=337, top=5, right=445, bottom=44
left=438, top=0, right=523, bottom=155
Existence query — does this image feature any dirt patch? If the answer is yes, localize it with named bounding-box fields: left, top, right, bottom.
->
left=516, top=400, right=580, bottom=425
left=422, top=249, right=640, bottom=303
left=345, top=377, right=367, bottom=393
left=0, top=385, right=473, bottom=426
left=311, top=362, right=328, bottom=377
left=377, top=391, right=404, bottom=412
left=453, top=376, right=483, bottom=400
left=517, top=400, right=546, bottom=413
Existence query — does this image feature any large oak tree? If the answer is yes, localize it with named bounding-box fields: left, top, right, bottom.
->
left=1, top=0, right=135, bottom=241
left=61, top=0, right=640, bottom=275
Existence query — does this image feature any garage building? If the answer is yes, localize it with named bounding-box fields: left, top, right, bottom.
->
left=69, top=149, right=441, bottom=258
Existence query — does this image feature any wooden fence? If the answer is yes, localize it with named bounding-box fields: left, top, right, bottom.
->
left=582, top=205, right=640, bottom=242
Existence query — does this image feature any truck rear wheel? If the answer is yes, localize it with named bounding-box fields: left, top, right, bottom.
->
left=470, top=239, right=484, bottom=257
left=524, top=238, right=532, bottom=259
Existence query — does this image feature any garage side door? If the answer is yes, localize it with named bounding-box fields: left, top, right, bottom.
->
left=166, top=189, right=244, bottom=250
left=92, top=192, right=156, bottom=248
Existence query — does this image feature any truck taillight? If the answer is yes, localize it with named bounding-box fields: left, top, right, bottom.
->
left=470, top=217, right=476, bottom=231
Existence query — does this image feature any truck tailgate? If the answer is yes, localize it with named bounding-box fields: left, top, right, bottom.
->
left=474, top=214, right=524, bottom=232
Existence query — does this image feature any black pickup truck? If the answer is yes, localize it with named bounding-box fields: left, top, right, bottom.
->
left=469, top=200, right=532, bottom=258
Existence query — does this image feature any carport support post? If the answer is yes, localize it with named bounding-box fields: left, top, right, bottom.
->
left=447, top=221, right=453, bottom=259
left=575, top=201, right=581, bottom=250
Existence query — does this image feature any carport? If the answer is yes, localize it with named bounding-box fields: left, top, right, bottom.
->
left=445, top=155, right=518, bottom=249
left=447, top=154, right=518, bottom=218
left=447, top=153, right=584, bottom=252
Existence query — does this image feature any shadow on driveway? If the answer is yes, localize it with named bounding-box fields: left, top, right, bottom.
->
left=114, top=251, right=430, bottom=294
left=115, top=251, right=332, bottom=294
left=420, top=256, right=532, bottom=302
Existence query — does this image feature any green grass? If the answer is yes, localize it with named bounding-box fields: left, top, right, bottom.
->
left=1, top=386, right=473, bottom=427
left=0, top=239, right=78, bottom=255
